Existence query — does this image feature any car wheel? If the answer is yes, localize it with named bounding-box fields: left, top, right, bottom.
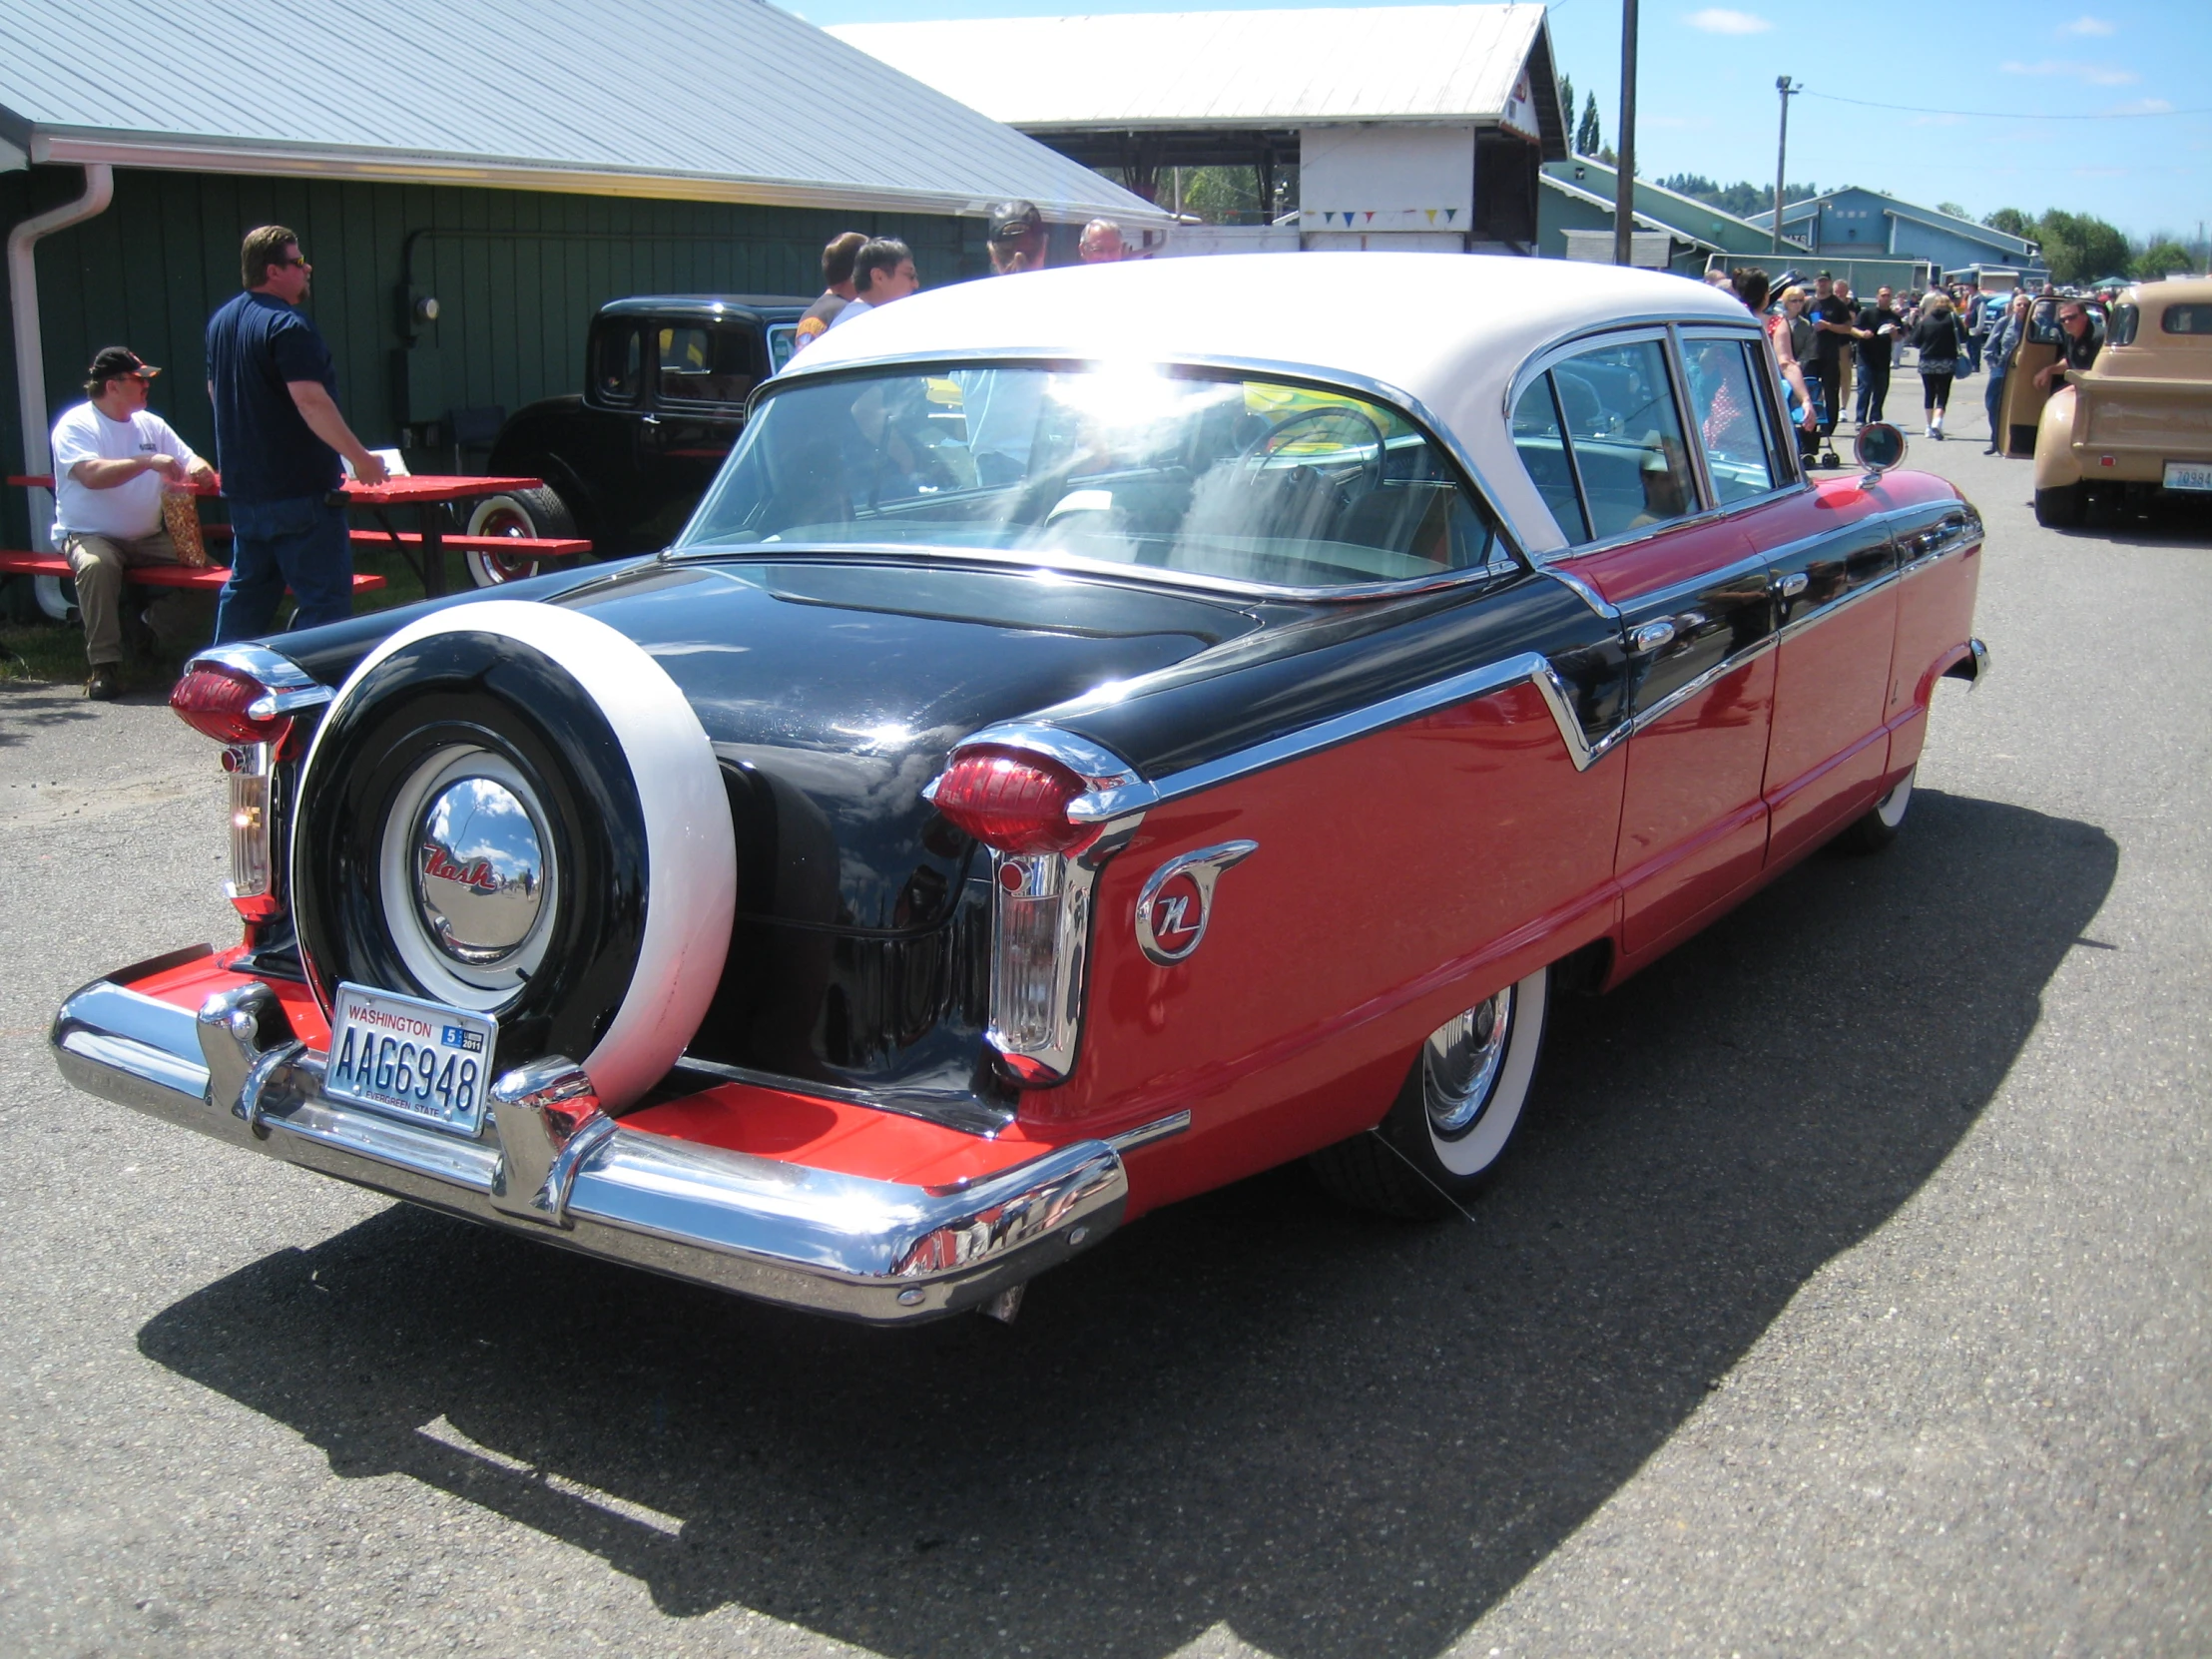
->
left=291, top=601, right=735, bottom=1109
left=1309, top=964, right=1552, bottom=1219
left=1839, top=766, right=1915, bottom=854
left=464, top=485, right=579, bottom=588
left=2033, top=483, right=2085, bottom=528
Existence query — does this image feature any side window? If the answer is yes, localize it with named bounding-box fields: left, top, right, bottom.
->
left=1510, top=373, right=1589, bottom=543
left=1680, top=336, right=1779, bottom=505
left=656, top=325, right=761, bottom=404
left=2160, top=302, right=2212, bottom=335
left=594, top=322, right=642, bottom=403
left=1549, top=338, right=1701, bottom=543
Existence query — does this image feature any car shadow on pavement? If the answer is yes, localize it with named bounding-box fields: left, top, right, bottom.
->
left=138, top=790, right=2115, bottom=1659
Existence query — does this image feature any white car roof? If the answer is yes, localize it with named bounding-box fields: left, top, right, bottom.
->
left=777, top=254, right=1763, bottom=555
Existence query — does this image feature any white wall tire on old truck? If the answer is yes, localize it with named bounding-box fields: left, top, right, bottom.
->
left=464, top=486, right=579, bottom=588
left=1309, top=964, right=1552, bottom=1218
left=291, top=601, right=735, bottom=1110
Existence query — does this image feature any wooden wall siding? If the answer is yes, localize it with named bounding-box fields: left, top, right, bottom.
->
left=2, top=165, right=986, bottom=546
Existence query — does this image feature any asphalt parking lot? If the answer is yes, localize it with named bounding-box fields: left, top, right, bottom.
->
left=2, top=399, right=2205, bottom=1657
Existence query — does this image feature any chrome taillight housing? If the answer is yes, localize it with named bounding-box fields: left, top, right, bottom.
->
left=924, top=727, right=1153, bottom=1087
left=173, top=646, right=332, bottom=925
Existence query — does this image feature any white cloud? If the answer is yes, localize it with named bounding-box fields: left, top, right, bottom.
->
left=2060, top=15, right=2116, bottom=35
left=2103, top=97, right=2174, bottom=115
left=1999, top=58, right=2140, bottom=85
left=1683, top=8, right=1773, bottom=34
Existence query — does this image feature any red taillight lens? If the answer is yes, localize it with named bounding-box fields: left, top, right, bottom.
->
left=931, top=748, right=1093, bottom=854
left=172, top=663, right=292, bottom=749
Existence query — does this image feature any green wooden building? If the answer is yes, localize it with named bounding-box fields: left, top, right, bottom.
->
left=0, top=0, right=1162, bottom=552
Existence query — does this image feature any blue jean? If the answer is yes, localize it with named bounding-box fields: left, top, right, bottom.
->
left=213, top=495, right=353, bottom=643
left=1984, top=374, right=2007, bottom=448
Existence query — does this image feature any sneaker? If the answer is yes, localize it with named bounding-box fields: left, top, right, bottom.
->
left=85, top=664, right=121, bottom=701
left=1982, top=445, right=1998, bottom=455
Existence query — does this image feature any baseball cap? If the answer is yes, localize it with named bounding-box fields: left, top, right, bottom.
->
left=988, top=201, right=1044, bottom=244
left=89, top=345, right=159, bottom=380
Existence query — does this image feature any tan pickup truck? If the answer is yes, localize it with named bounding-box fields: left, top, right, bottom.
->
left=2007, top=276, right=2212, bottom=526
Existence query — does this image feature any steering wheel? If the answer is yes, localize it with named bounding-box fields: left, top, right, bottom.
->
left=1239, top=406, right=1386, bottom=498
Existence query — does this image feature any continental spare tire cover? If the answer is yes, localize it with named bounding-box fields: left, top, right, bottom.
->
left=291, top=600, right=735, bottom=1110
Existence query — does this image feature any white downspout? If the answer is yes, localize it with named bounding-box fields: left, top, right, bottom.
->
left=9, top=162, right=114, bottom=551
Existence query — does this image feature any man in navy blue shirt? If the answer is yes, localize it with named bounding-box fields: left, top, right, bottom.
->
left=207, top=225, right=386, bottom=642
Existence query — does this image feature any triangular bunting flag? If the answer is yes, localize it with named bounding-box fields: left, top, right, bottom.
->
left=1425, top=208, right=1438, bottom=225
left=1444, top=208, right=1458, bottom=225
left=1364, top=211, right=1375, bottom=223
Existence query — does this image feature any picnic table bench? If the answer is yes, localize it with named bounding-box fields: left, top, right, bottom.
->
left=0, top=550, right=386, bottom=595
left=7, top=473, right=591, bottom=597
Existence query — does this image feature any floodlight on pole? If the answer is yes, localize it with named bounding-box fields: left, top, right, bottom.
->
left=1773, top=77, right=1799, bottom=256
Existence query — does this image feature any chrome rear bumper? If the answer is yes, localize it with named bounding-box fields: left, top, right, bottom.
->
left=52, top=977, right=1127, bottom=1323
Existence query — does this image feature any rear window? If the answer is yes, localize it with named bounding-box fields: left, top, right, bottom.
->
left=681, top=367, right=1504, bottom=591
left=2160, top=303, right=2212, bottom=335
left=1512, top=337, right=1703, bottom=546
left=2109, top=304, right=2140, bottom=346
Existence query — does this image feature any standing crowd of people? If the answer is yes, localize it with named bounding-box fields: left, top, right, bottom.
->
left=1712, top=266, right=2099, bottom=461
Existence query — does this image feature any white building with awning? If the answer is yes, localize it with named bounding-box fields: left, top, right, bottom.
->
left=831, top=5, right=1571, bottom=257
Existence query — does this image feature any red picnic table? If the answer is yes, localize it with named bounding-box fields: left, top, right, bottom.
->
left=7, top=473, right=589, bottom=598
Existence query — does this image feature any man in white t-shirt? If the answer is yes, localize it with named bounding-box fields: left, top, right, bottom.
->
left=52, top=346, right=216, bottom=698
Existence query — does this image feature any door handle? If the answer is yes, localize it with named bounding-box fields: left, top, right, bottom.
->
left=1629, top=620, right=1676, bottom=654
left=1776, top=571, right=1809, bottom=599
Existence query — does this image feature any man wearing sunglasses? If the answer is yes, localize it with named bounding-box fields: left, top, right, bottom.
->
left=51, top=347, right=218, bottom=699
left=206, top=225, right=387, bottom=644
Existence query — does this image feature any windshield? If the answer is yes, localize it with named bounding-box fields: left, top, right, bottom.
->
left=678, top=367, right=1502, bottom=590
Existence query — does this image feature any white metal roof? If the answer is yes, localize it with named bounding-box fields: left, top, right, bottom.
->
left=830, top=5, right=1555, bottom=132
left=0, top=0, right=1166, bottom=225
left=776, top=253, right=1755, bottom=555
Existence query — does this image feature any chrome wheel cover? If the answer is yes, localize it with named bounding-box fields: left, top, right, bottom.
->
left=1423, top=984, right=1514, bottom=1139
left=377, top=746, right=558, bottom=1010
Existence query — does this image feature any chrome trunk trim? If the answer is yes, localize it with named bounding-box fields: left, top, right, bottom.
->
left=52, top=977, right=1129, bottom=1324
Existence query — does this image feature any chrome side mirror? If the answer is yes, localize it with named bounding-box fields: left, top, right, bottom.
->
left=1855, top=421, right=1908, bottom=485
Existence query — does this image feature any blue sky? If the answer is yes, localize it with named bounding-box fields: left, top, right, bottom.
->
left=786, top=0, right=2212, bottom=244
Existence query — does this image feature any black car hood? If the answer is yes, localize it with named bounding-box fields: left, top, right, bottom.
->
left=557, top=556, right=1262, bottom=932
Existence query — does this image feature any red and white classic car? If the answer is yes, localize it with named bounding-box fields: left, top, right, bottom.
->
left=52, top=257, right=1985, bottom=1323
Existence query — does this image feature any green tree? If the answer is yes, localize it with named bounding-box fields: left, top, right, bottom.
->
left=2134, top=240, right=2195, bottom=279
left=1981, top=207, right=2035, bottom=239
left=1936, top=201, right=1969, bottom=220
left=2039, top=209, right=2130, bottom=284
left=1577, top=93, right=1602, bottom=157
left=1558, top=73, right=1575, bottom=141
left=1183, top=166, right=1263, bottom=225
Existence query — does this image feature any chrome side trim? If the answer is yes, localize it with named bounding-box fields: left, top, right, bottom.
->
left=1624, top=634, right=1780, bottom=735
left=51, top=977, right=1127, bottom=1324
left=1105, top=1110, right=1193, bottom=1154
left=1542, top=564, right=1621, bottom=621
left=1064, top=648, right=1616, bottom=827
left=187, top=642, right=333, bottom=718
left=1778, top=565, right=1900, bottom=643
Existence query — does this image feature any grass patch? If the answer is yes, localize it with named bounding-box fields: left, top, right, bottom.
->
left=0, top=547, right=433, bottom=692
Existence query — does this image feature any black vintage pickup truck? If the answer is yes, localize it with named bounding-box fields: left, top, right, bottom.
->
left=467, top=294, right=809, bottom=584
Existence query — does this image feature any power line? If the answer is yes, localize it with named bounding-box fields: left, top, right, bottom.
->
left=1801, top=89, right=2209, bottom=120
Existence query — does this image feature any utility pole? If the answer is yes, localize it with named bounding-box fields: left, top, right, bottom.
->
left=1772, top=77, right=1798, bottom=255
left=1613, top=0, right=1639, bottom=266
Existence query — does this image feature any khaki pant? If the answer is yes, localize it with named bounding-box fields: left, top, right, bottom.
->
left=62, top=528, right=190, bottom=667
left=1837, top=346, right=1856, bottom=424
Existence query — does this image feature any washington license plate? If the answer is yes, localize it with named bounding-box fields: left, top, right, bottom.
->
left=2163, top=461, right=2212, bottom=492
left=324, top=983, right=497, bottom=1136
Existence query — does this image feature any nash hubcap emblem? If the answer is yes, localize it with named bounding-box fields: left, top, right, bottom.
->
left=415, top=777, right=546, bottom=965
left=1134, top=840, right=1258, bottom=965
